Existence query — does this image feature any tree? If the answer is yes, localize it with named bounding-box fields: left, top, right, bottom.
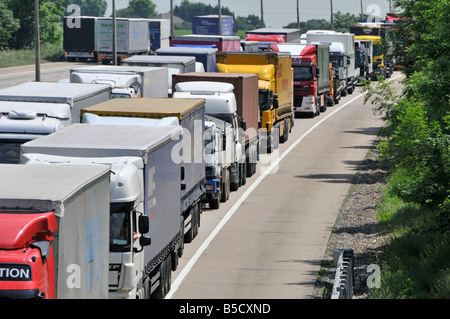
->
left=0, top=0, right=20, bottom=50
left=174, top=0, right=233, bottom=24
left=63, top=0, right=107, bottom=17
left=8, top=0, right=65, bottom=49
left=116, top=0, right=156, bottom=19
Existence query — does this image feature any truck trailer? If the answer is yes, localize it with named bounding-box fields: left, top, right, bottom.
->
left=69, top=65, right=168, bottom=98
left=80, top=98, right=205, bottom=245
left=192, top=15, right=234, bottom=36
left=156, top=46, right=218, bottom=73
left=122, top=55, right=196, bottom=96
left=0, top=82, right=110, bottom=164
left=0, top=164, right=110, bottom=299
left=97, top=18, right=150, bottom=65
left=63, top=16, right=98, bottom=62
left=216, top=51, right=293, bottom=153
left=21, top=124, right=184, bottom=299
left=169, top=34, right=241, bottom=51
left=172, top=72, right=259, bottom=179
left=270, top=43, right=331, bottom=117
left=306, top=30, right=360, bottom=95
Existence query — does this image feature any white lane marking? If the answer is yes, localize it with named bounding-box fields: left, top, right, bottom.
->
left=166, top=74, right=403, bottom=299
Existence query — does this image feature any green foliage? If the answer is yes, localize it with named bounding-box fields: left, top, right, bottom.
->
left=63, top=0, right=107, bottom=17
left=6, top=0, right=65, bottom=50
left=0, top=0, right=20, bottom=50
left=365, top=0, right=450, bottom=299
left=174, top=0, right=233, bottom=25
left=116, top=0, right=156, bottom=19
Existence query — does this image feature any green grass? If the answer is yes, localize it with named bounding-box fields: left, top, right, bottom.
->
left=0, top=43, right=64, bottom=68
left=371, top=169, right=450, bottom=298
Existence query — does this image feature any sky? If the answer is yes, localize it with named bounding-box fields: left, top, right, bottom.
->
left=105, top=0, right=394, bottom=28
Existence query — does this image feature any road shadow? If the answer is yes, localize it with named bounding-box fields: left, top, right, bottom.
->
left=343, top=127, right=381, bottom=136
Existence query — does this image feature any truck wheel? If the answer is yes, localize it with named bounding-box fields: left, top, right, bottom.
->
left=241, top=162, right=247, bottom=186
left=220, top=170, right=229, bottom=202
left=210, top=198, right=220, bottom=209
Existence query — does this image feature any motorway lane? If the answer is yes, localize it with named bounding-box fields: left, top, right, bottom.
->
left=167, top=73, right=404, bottom=299
left=0, top=61, right=93, bottom=89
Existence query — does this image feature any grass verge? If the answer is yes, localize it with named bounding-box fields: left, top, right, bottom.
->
left=370, top=168, right=450, bottom=298
left=0, top=43, right=64, bottom=68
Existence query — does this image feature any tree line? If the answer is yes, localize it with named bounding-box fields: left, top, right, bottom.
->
left=0, top=0, right=366, bottom=50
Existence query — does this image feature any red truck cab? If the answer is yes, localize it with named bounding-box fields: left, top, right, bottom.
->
left=0, top=212, right=57, bottom=299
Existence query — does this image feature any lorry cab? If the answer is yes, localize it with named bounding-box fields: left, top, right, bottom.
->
left=0, top=211, right=57, bottom=299
left=173, top=81, right=243, bottom=191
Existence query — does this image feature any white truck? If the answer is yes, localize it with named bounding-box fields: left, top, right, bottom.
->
left=80, top=98, right=206, bottom=245
left=121, top=55, right=196, bottom=96
left=69, top=65, right=168, bottom=98
left=21, top=124, right=184, bottom=299
left=0, top=82, right=110, bottom=164
left=306, top=30, right=360, bottom=95
left=173, top=81, right=245, bottom=193
left=97, top=18, right=150, bottom=65
left=355, top=40, right=374, bottom=83
left=0, top=164, right=110, bottom=299
left=203, top=115, right=234, bottom=209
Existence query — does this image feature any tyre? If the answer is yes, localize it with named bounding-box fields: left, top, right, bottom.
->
left=209, top=197, right=220, bottom=209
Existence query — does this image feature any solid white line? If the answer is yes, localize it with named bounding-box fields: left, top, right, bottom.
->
left=165, top=74, right=403, bottom=299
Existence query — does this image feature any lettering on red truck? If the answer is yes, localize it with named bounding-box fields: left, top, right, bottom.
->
left=0, top=264, right=32, bottom=281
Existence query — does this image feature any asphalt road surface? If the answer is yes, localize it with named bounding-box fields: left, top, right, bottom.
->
left=0, top=61, right=91, bottom=89
left=167, top=72, right=404, bottom=299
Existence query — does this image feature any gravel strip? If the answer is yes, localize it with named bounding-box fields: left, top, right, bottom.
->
left=312, top=135, right=391, bottom=299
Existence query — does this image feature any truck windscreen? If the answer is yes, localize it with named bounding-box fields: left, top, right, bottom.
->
left=330, top=56, right=344, bottom=68
left=293, top=66, right=313, bottom=81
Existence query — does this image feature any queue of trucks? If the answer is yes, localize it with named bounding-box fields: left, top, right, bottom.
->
left=0, top=15, right=398, bottom=298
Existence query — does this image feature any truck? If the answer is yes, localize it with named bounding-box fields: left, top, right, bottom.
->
left=69, top=65, right=168, bottom=98
left=203, top=115, right=234, bottom=209
left=216, top=51, right=293, bottom=153
left=0, top=164, right=110, bottom=299
left=245, top=28, right=301, bottom=51
left=172, top=81, right=245, bottom=194
left=355, top=40, right=374, bottom=83
left=156, top=46, right=218, bottom=73
left=192, top=15, right=234, bottom=36
left=306, top=30, right=360, bottom=95
left=122, top=55, right=196, bottom=96
left=270, top=43, right=331, bottom=117
left=0, top=82, right=110, bottom=164
left=170, top=34, right=241, bottom=51
left=97, top=18, right=150, bottom=65
left=21, top=123, right=184, bottom=299
left=172, top=72, right=260, bottom=180
left=148, top=19, right=170, bottom=51
left=80, top=97, right=205, bottom=245
left=245, top=28, right=301, bottom=43
left=350, top=24, right=394, bottom=80
left=63, top=16, right=98, bottom=62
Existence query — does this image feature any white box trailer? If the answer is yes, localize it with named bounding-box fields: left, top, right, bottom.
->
left=0, top=82, right=110, bottom=164
left=306, top=30, right=360, bottom=94
left=97, top=18, right=150, bottom=64
left=0, top=164, right=110, bottom=299
left=69, top=65, right=168, bottom=98
left=122, top=55, right=197, bottom=96
left=21, top=124, right=184, bottom=299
